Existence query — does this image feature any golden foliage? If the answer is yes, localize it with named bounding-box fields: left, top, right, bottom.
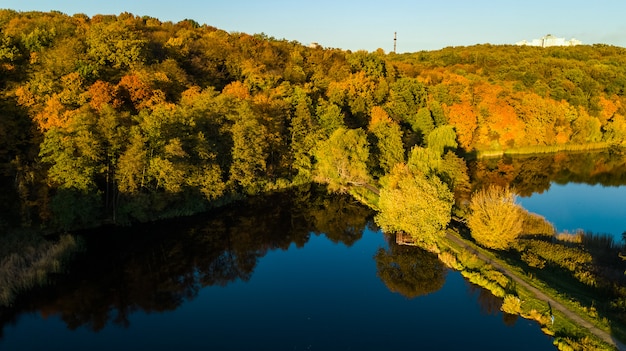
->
left=33, top=95, right=74, bottom=131
left=88, top=80, right=121, bottom=111
left=375, top=163, right=453, bottom=246
left=501, top=294, right=522, bottom=315
left=222, top=81, right=250, bottom=100
left=468, top=185, right=524, bottom=250
left=445, top=101, right=477, bottom=150
left=368, top=105, right=392, bottom=129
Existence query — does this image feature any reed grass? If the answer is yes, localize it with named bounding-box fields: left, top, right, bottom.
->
left=581, top=231, right=622, bottom=251
left=555, top=231, right=584, bottom=245
left=0, top=233, right=83, bottom=306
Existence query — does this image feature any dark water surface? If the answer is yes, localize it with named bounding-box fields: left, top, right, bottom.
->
left=0, top=188, right=553, bottom=350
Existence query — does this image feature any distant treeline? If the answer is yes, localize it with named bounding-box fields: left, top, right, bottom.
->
left=0, top=10, right=625, bottom=230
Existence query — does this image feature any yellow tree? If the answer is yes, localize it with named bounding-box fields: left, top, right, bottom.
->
left=467, top=185, right=524, bottom=250
left=375, top=162, right=453, bottom=249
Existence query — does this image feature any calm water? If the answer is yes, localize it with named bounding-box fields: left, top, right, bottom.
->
left=0, top=189, right=554, bottom=351
left=471, top=150, right=626, bottom=241
left=519, top=183, right=626, bottom=238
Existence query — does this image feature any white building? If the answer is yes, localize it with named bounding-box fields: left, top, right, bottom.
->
left=516, top=34, right=582, bottom=47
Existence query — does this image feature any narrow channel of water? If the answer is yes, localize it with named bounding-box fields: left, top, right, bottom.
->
left=519, top=183, right=626, bottom=239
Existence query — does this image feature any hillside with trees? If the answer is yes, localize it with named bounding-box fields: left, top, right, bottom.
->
left=2, top=10, right=624, bottom=230
left=2, top=10, right=626, bottom=349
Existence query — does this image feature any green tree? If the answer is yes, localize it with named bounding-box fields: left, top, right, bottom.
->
left=467, top=185, right=524, bottom=250
left=385, top=78, right=428, bottom=123
left=312, top=127, right=370, bottom=193
left=430, top=101, right=447, bottom=127
left=229, top=102, right=269, bottom=192
left=147, top=139, right=187, bottom=193
left=116, top=127, right=147, bottom=194
left=438, top=151, right=470, bottom=194
left=375, top=162, right=453, bottom=248
left=290, top=95, right=318, bottom=183
left=368, top=106, right=404, bottom=175
left=426, top=125, right=458, bottom=156
left=86, top=20, right=146, bottom=70
left=408, top=107, right=435, bottom=142
left=347, top=50, right=387, bottom=78
left=96, top=105, right=130, bottom=212
left=39, top=111, right=101, bottom=192
left=315, top=99, right=345, bottom=137
left=406, top=146, right=441, bottom=176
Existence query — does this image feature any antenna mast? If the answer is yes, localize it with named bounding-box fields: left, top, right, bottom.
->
left=393, top=32, right=397, bottom=53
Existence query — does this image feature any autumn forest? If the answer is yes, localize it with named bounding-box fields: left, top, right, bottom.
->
left=2, top=10, right=626, bottom=350
left=0, top=10, right=625, bottom=229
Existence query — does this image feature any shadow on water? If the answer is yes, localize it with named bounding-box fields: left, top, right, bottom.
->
left=0, top=184, right=374, bottom=337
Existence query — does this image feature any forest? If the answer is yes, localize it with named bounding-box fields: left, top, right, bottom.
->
left=1, top=10, right=625, bottom=230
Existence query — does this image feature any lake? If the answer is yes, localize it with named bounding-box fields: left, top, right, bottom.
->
left=519, top=183, right=626, bottom=238
left=470, top=150, right=626, bottom=240
left=0, top=186, right=554, bottom=350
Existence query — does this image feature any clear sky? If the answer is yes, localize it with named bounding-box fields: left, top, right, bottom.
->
left=3, top=0, right=626, bottom=52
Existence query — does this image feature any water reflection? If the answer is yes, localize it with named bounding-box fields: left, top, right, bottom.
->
left=470, top=149, right=626, bottom=237
left=470, top=149, right=626, bottom=196
left=0, top=185, right=374, bottom=336
left=373, top=235, right=520, bottom=327
left=374, top=236, right=447, bottom=298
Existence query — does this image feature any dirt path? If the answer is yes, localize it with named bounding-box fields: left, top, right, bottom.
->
left=444, top=232, right=626, bottom=351
left=360, top=184, right=624, bottom=349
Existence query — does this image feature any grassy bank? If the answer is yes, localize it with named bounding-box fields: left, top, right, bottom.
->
left=436, top=226, right=621, bottom=351
left=352, top=183, right=621, bottom=350
left=0, top=230, right=83, bottom=307
left=476, top=142, right=617, bottom=159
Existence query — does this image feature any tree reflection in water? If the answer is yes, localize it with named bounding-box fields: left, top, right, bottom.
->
left=374, top=235, right=447, bottom=299
left=0, top=184, right=373, bottom=336
left=469, top=149, right=626, bottom=195
left=375, top=234, right=521, bottom=327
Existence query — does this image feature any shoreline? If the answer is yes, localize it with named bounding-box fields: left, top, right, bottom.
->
left=475, top=142, right=623, bottom=159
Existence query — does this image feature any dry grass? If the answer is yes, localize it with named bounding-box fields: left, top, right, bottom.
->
left=555, top=231, right=584, bottom=244
left=0, top=234, right=82, bottom=306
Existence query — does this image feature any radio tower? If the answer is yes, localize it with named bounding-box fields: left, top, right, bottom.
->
left=393, top=32, right=397, bottom=53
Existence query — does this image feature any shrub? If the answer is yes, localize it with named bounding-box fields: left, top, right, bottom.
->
left=521, top=250, right=546, bottom=269
left=522, top=212, right=555, bottom=238
left=461, top=270, right=506, bottom=297
left=501, top=294, right=522, bottom=315
left=438, top=251, right=462, bottom=270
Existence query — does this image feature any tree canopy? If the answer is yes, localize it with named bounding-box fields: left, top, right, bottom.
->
left=0, top=10, right=625, bottom=230
left=467, top=185, right=524, bottom=250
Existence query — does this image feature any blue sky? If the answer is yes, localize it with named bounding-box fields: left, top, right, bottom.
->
left=3, top=0, right=626, bottom=52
